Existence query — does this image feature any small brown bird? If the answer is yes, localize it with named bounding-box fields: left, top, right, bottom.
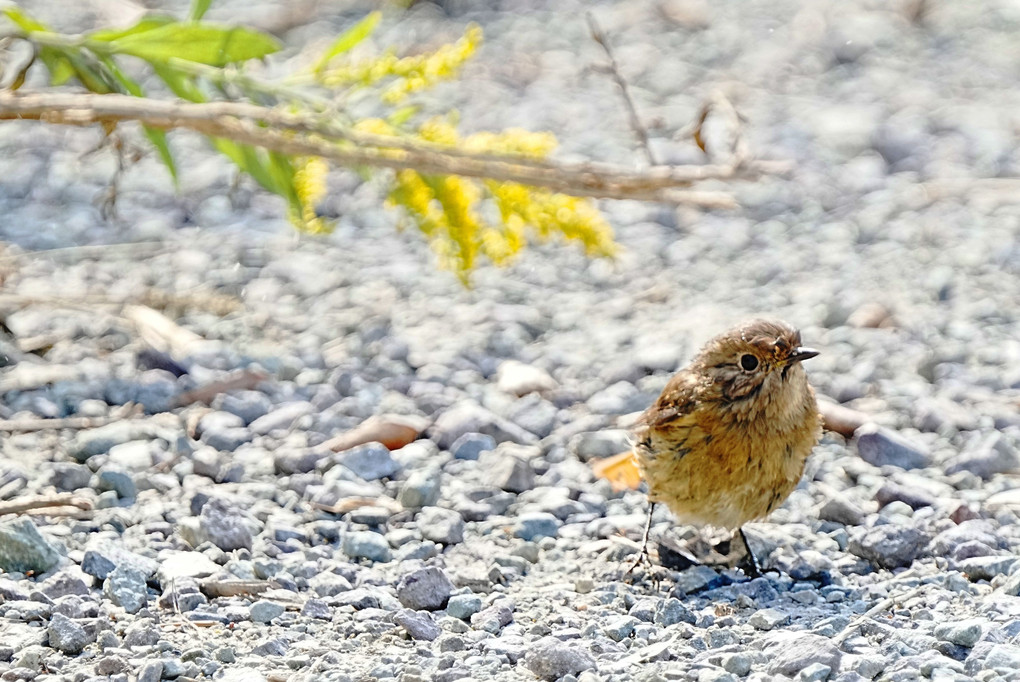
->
left=631, top=319, right=822, bottom=575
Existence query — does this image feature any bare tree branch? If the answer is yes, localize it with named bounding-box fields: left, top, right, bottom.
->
left=587, top=12, right=657, bottom=166
left=0, top=91, right=791, bottom=207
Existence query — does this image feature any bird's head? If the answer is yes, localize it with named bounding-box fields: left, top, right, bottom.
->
left=694, top=319, right=819, bottom=405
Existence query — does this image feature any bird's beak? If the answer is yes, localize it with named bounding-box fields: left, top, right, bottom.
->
left=788, top=347, right=820, bottom=363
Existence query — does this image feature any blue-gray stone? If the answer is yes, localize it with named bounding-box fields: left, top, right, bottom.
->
left=47, top=613, right=90, bottom=654
left=338, top=442, right=401, bottom=481
left=854, top=423, right=931, bottom=469
left=96, top=468, right=136, bottom=500
left=342, top=531, right=392, bottom=563
left=512, top=512, right=561, bottom=541
left=450, top=432, right=496, bottom=460
left=250, top=600, right=285, bottom=623
left=446, top=594, right=482, bottom=620
left=103, top=566, right=148, bottom=614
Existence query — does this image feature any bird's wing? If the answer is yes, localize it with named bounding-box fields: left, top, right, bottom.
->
left=636, top=371, right=701, bottom=430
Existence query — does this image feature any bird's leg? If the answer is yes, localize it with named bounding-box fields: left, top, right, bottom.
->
left=738, top=526, right=761, bottom=579
left=624, top=502, right=656, bottom=579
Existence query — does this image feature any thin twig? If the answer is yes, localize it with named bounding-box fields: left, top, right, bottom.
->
left=587, top=12, right=657, bottom=166
left=833, top=585, right=925, bottom=646
left=0, top=403, right=140, bottom=432
left=173, top=369, right=269, bottom=408
left=0, top=493, right=93, bottom=515
left=0, top=91, right=792, bottom=206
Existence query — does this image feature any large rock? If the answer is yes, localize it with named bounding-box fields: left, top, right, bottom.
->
left=0, top=518, right=61, bottom=574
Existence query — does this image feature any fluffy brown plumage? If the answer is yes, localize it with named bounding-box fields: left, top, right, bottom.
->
left=633, top=319, right=822, bottom=541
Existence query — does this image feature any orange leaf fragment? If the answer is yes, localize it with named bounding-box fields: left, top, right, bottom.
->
left=591, top=450, right=643, bottom=492
left=323, top=414, right=429, bottom=452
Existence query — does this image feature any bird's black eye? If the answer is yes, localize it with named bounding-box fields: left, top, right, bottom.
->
left=739, top=354, right=759, bottom=371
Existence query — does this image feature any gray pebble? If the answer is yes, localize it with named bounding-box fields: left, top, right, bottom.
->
left=523, top=636, right=596, bottom=681
left=446, top=593, right=482, bottom=620
left=768, top=633, right=841, bottom=677
left=47, top=462, right=92, bottom=492
left=854, top=423, right=931, bottom=469
left=750, top=608, right=790, bottom=631
left=568, top=429, right=632, bottom=462
left=201, top=426, right=252, bottom=452
left=818, top=497, right=866, bottom=526
left=215, top=390, right=272, bottom=424
left=481, top=448, right=535, bottom=494
left=417, top=507, right=464, bottom=545
left=655, top=597, right=696, bottom=626
left=137, top=660, right=163, bottom=682
left=471, top=602, right=514, bottom=633
left=96, top=468, right=137, bottom=500
left=301, top=598, right=330, bottom=620
left=430, top=401, right=538, bottom=449
left=103, top=565, right=148, bottom=614
left=397, top=567, right=453, bottom=611
left=249, top=401, right=314, bottom=435
left=337, top=442, right=401, bottom=480
left=393, top=608, right=440, bottom=641
left=603, top=615, right=639, bottom=641
left=343, top=531, right=392, bottom=563
left=47, top=613, right=91, bottom=655
left=251, top=638, right=288, bottom=656
left=934, top=618, right=983, bottom=648
left=848, top=524, right=927, bottom=569
left=398, top=468, right=442, bottom=509
left=450, top=432, right=496, bottom=460
left=250, top=600, right=285, bottom=623
left=945, top=432, right=1019, bottom=479
left=513, top=512, right=561, bottom=541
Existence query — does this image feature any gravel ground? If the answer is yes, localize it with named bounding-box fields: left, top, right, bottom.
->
left=1, top=1, right=1019, bottom=681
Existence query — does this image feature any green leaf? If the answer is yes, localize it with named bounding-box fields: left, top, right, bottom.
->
left=312, top=12, right=380, bottom=73
left=265, top=151, right=299, bottom=207
left=189, top=0, right=214, bottom=21
left=109, top=23, right=281, bottom=66
left=151, top=63, right=206, bottom=102
left=211, top=139, right=280, bottom=196
left=88, top=15, right=177, bottom=42
left=2, top=7, right=48, bottom=33
left=99, top=55, right=143, bottom=96
left=38, top=49, right=76, bottom=86
left=142, top=126, right=179, bottom=185
left=96, top=56, right=179, bottom=184
left=387, top=105, right=419, bottom=127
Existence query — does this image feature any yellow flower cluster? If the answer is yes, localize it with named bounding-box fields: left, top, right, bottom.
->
left=386, top=117, right=617, bottom=281
left=320, top=24, right=482, bottom=103
left=289, top=156, right=332, bottom=234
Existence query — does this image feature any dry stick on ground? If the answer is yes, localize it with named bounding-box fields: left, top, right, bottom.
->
left=587, top=12, right=658, bottom=166
left=0, top=403, right=140, bottom=432
left=173, top=369, right=269, bottom=408
left=0, top=91, right=793, bottom=206
left=0, top=493, right=93, bottom=516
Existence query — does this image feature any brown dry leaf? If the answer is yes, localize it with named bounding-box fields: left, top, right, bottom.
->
left=591, top=450, right=643, bottom=492
left=323, top=414, right=429, bottom=452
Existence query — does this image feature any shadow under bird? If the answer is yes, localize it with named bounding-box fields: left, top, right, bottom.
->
left=631, top=318, right=822, bottom=576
